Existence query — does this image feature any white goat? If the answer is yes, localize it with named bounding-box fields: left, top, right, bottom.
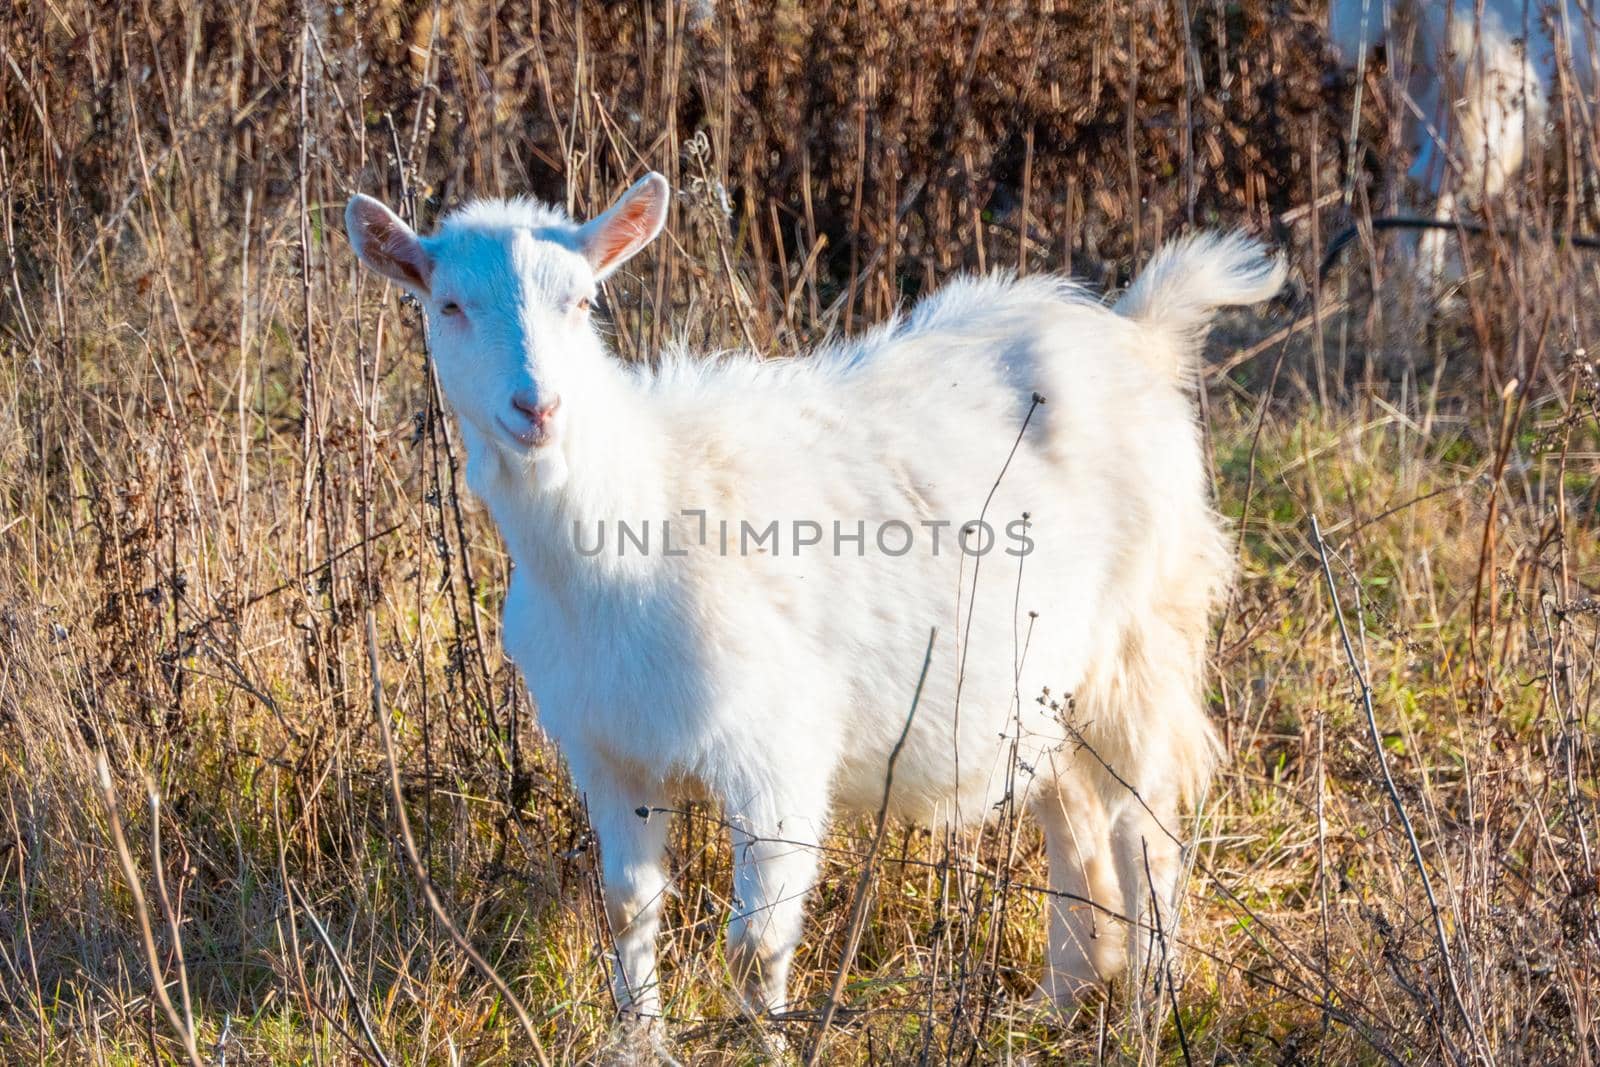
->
left=346, top=175, right=1283, bottom=1020
left=1329, top=0, right=1597, bottom=279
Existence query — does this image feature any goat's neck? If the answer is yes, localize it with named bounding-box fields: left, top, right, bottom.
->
left=465, top=353, right=667, bottom=587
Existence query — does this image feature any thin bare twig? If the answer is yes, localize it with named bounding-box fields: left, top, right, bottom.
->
left=806, top=627, right=938, bottom=1064
left=1143, top=839, right=1192, bottom=1067
left=94, top=756, right=205, bottom=1067
left=146, top=789, right=195, bottom=1046
left=366, top=612, right=554, bottom=1067
left=288, top=880, right=394, bottom=1067
left=1310, top=514, right=1481, bottom=1064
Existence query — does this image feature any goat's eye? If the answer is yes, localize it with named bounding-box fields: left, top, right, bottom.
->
left=575, top=296, right=592, bottom=313
left=440, top=301, right=463, bottom=317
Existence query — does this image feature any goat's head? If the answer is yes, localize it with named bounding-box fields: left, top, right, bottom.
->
left=345, top=173, right=670, bottom=489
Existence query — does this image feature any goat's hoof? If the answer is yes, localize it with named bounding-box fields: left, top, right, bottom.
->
left=1022, top=980, right=1102, bottom=1025
left=601, top=1011, right=673, bottom=1065
left=615, top=1007, right=663, bottom=1035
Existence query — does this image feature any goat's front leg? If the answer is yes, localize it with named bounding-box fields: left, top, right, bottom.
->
left=584, top=772, right=672, bottom=1021
left=723, top=782, right=828, bottom=1014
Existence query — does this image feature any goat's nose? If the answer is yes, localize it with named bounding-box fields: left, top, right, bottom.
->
left=510, top=390, right=560, bottom=427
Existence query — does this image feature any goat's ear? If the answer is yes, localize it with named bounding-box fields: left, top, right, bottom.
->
left=577, top=172, right=670, bottom=280
left=346, top=194, right=432, bottom=295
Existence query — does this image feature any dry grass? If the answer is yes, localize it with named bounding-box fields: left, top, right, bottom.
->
left=1, top=1, right=1598, bottom=1063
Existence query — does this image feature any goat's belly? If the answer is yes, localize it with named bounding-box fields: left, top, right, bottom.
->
left=829, top=694, right=1075, bottom=825
left=826, top=609, right=1085, bottom=827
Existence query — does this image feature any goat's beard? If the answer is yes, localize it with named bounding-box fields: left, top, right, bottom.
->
left=529, top=448, right=570, bottom=492
left=457, top=418, right=570, bottom=501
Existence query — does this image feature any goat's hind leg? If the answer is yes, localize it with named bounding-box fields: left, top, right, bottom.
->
left=1109, top=778, right=1185, bottom=996
left=1030, top=768, right=1124, bottom=1013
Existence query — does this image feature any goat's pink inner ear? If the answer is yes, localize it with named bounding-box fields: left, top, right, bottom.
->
left=347, top=195, right=432, bottom=294
left=580, top=173, right=670, bottom=279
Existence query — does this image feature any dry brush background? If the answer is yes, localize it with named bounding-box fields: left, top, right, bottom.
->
left=1, top=0, right=1598, bottom=1063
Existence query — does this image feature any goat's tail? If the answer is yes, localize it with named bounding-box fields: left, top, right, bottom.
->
left=1113, top=232, right=1286, bottom=379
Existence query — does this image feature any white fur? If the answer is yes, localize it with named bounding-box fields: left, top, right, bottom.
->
left=1330, top=0, right=1597, bottom=279
left=347, top=182, right=1284, bottom=1019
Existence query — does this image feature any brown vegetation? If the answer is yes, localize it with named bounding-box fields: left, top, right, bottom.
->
left=1, top=1, right=1597, bottom=1063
